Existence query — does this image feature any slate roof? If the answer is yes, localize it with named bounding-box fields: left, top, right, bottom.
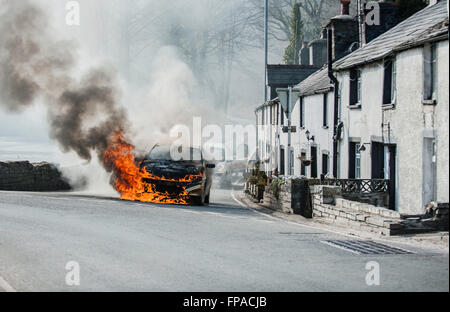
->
left=334, top=1, right=449, bottom=70
left=267, top=64, right=320, bottom=87
left=295, top=66, right=332, bottom=96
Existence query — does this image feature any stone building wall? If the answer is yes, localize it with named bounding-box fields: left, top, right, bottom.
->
left=0, top=161, right=71, bottom=192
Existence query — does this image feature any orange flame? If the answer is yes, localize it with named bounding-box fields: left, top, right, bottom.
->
left=103, top=132, right=202, bottom=205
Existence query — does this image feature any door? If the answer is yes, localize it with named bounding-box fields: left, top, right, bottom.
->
left=280, top=146, right=285, bottom=176
left=322, top=153, right=329, bottom=176
left=423, top=138, right=437, bottom=207
left=372, top=142, right=385, bottom=179
left=387, top=145, right=397, bottom=210
left=311, top=146, right=318, bottom=178
left=349, top=142, right=361, bottom=179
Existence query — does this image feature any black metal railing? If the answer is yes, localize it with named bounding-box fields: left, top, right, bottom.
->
left=309, top=178, right=390, bottom=195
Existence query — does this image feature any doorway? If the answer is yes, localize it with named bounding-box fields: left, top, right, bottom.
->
left=311, top=146, right=318, bottom=178
left=422, top=138, right=437, bottom=207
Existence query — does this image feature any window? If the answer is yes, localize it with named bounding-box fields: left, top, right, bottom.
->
left=355, top=144, right=361, bottom=179
left=299, top=97, right=305, bottom=128
left=323, top=94, right=328, bottom=127
left=424, top=43, right=437, bottom=101
left=349, top=142, right=361, bottom=179
left=280, top=103, right=285, bottom=126
left=270, top=105, right=273, bottom=125
left=276, top=104, right=280, bottom=125
left=322, top=153, right=329, bottom=176
left=289, top=149, right=294, bottom=176
left=383, top=58, right=396, bottom=105
left=350, top=68, right=361, bottom=106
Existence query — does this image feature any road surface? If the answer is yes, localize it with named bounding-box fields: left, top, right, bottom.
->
left=0, top=187, right=448, bottom=291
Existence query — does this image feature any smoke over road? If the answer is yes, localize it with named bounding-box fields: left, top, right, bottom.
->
left=0, top=0, right=129, bottom=165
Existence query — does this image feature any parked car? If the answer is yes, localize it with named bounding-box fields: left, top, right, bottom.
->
left=140, top=145, right=215, bottom=205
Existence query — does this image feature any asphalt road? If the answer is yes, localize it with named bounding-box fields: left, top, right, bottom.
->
left=0, top=187, right=448, bottom=292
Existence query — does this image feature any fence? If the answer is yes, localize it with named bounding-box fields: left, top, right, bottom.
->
left=308, top=178, right=392, bottom=209
left=309, top=178, right=389, bottom=194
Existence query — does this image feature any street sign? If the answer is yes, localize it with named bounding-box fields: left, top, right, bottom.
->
left=290, top=89, right=300, bottom=113
left=276, top=88, right=288, bottom=113
left=282, top=126, right=297, bottom=133
left=276, top=88, right=300, bottom=114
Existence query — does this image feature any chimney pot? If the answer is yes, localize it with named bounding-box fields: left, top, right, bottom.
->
left=341, top=0, right=350, bottom=15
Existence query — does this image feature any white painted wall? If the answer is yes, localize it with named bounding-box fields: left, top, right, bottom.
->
left=435, top=40, right=449, bottom=205
left=256, top=40, right=449, bottom=215
left=291, top=93, right=334, bottom=178
left=338, top=40, right=449, bottom=214
left=338, top=62, right=384, bottom=180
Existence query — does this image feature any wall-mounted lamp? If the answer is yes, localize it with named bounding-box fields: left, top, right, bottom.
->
left=358, top=144, right=367, bottom=152
left=305, top=130, right=315, bottom=142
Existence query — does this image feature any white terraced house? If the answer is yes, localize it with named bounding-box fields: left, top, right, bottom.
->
left=256, top=0, right=449, bottom=215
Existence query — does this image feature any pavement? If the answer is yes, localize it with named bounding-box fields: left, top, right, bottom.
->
left=0, top=187, right=448, bottom=292
left=236, top=191, right=450, bottom=251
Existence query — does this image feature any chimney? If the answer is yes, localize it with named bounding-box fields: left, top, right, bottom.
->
left=309, top=39, right=328, bottom=67
left=326, top=5, right=358, bottom=61
left=341, top=0, right=351, bottom=15
left=299, top=42, right=310, bottom=65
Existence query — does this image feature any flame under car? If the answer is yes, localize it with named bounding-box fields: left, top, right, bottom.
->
left=139, top=145, right=215, bottom=205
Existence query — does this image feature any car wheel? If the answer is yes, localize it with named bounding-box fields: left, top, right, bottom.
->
left=192, top=196, right=204, bottom=206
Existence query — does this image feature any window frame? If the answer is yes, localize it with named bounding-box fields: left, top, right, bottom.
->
left=323, top=93, right=328, bottom=128
left=349, top=68, right=362, bottom=107
left=355, top=143, right=361, bottom=179
left=299, top=96, right=305, bottom=128
left=383, top=57, right=397, bottom=106
left=423, top=43, right=438, bottom=102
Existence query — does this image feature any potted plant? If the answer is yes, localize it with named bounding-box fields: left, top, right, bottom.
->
left=299, top=155, right=312, bottom=167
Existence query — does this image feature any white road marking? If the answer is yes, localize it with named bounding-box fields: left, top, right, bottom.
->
left=0, top=275, right=16, bottom=292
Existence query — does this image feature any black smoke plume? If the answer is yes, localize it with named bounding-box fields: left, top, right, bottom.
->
left=0, top=0, right=128, bottom=165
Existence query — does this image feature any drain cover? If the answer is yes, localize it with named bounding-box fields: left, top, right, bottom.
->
left=321, top=240, right=414, bottom=255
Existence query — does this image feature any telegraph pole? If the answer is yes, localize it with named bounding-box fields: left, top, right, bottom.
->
left=287, top=86, right=292, bottom=176
left=264, top=0, right=269, bottom=102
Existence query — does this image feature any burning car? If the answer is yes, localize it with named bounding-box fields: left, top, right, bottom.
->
left=139, top=145, right=215, bottom=205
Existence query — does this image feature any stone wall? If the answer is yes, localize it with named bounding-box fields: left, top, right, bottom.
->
left=262, top=183, right=292, bottom=214
left=262, top=178, right=312, bottom=217
left=0, top=161, right=71, bottom=192
left=310, top=185, right=406, bottom=236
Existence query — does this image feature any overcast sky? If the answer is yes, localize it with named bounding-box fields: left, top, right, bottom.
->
left=0, top=0, right=266, bottom=163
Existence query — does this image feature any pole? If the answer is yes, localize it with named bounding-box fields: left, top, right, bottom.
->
left=288, top=86, right=292, bottom=176
left=264, top=0, right=269, bottom=102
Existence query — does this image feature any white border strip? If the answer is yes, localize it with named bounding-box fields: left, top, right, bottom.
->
left=320, top=240, right=362, bottom=255
left=0, top=275, right=16, bottom=292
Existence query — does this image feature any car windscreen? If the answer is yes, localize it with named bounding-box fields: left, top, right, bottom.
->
left=146, top=145, right=202, bottom=162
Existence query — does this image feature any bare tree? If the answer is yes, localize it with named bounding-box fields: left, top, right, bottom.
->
left=125, top=0, right=257, bottom=112
left=247, top=0, right=339, bottom=43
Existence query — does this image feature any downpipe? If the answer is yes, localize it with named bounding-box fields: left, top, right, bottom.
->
left=328, top=28, right=340, bottom=178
